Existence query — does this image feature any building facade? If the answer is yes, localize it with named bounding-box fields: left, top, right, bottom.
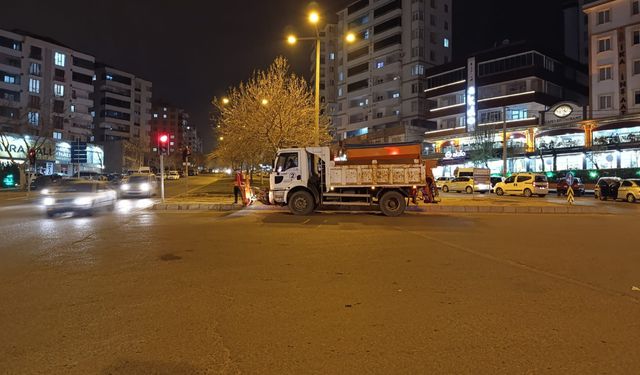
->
left=564, top=0, right=591, bottom=65
left=1, top=28, right=96, bottom=143
left=150, top=103, right=191, bottom=154
left=323, top=0, right=452, bottom=144
left=422, top=42, right=591, bottom=177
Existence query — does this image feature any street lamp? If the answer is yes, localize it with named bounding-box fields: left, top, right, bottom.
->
left=222, top=97, right=230, bottom=105
left=287, top=12, right=356, bottom=146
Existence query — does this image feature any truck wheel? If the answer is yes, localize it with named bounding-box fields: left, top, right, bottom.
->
left=379, top=191, right=406, bottom=217
left=288, top=190, right=315, bottom=215
left=442, top=185, right=449, bottom=193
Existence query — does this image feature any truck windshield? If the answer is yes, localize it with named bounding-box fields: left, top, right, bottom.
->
left=275, top=152, right=298, bottom=172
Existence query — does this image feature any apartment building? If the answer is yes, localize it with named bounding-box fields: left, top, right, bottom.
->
left=324, top=0, right=452, bottom=144
left=93, top=63, right=153, bottom=148
left=579, top=0, right=640, bottom=170
left=422, top=42, right=589, bottom=176
left=1, top=28, right=95, bottom=142
left=150, top=103, right=189, bottom=154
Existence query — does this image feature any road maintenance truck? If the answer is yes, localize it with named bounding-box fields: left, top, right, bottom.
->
left=268, top=145, right=437, bottom=216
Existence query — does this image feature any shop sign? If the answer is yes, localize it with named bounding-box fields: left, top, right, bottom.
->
left=543, top=103, right=584, bottom=125
left=444, top=150, right=466, bottom=160
left=466, top=57, right=477, bottom=132
left=0, top=135, right=55, bottom=161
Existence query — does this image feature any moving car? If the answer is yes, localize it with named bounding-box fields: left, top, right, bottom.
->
left=615, top=178, right=640, bottom=203
left=556, top=177, right=585, bottom=196
left=494, top=173, right=548, bottom=197
left=594, top=177, right=622, bottom=201
left=166, top=170, right=180, bottom=180
left=435, top=177, right=453, bottom=190
left=441, top=176, right=490, bottom=194
left=43, top=180, right=116, bottom=217
left=120, top=173, right=158, bottom=198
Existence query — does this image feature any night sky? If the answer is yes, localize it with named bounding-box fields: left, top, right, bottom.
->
left=2, top=0, right=565, bottom=152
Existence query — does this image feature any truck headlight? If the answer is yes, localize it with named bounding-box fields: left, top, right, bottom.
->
left=43, top=197, right=55, bottom=206
left=121, top=184, right=130, bottom=191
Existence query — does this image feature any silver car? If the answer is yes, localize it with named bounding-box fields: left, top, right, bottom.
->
left=43, top=180, right=117, bottom=217
left=119, top=174, right=158, bottom=198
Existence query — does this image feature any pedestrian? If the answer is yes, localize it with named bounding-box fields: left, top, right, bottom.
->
left=233, top=169, right=244, bottom=204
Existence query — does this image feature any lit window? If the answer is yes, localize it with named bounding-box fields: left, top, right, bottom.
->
left=598, top=66, right=612, bottom=81
left=153, top=113, right=158, bottom=118
left=70, top=104, right=76, bottom=113
left=411, top=64, right=425, bottom=76
left=29, top=79, right=40, bottom=93
left=53, top=83, right=64, bottom=97
left=3, top=74, right=16, bottom=84
left=597, top=37, right=611, bottom=52
left=28, top=112, right=39, bottom=125
left=338, top=71, right=344, bottom=81
left=54, top=52, right=65, bottom=67
left=106, top=74, right=113, bottom=81
left=376, top=61, right=384, bottom=69
left=338, top=87, right=343, bottom=97
left=596, top=9, right=611, bottom=25
left=363, top=30, right=370, bottom=40
left=53, top=131, right=62, bottom=140
left=29, top=63, right=41, bottom=76
left=163, top=107, right=167, bottom=111
left=163, top=114, right=168, bottom=119
left=392, top=92, right=400, bottom=98
left=444, top=38, right=450, bottom=48
left=92, top=74, right=97, bottom=81
left=329, top=53, right=335, bottom=60
left=90, top=111, right=95, bottom=117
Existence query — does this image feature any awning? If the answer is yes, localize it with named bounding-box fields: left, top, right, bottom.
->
left=536, top=128, right=584, bottom=137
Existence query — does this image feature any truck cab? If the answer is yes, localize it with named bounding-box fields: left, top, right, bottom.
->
left=269, top=148, right=325, bottom=213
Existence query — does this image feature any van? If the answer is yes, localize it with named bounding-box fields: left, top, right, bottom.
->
left=494, top=173, right=549, bottom=197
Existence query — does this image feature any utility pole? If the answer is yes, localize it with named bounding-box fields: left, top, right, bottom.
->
left=160, top=154, right=165, bottom=202
left=502, top=106, right=508, bottom=177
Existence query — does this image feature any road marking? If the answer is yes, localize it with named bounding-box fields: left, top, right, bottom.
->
left=396, top=226, right=639, bottom=304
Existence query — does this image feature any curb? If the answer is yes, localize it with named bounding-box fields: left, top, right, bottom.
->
left=152, top=202, right=602, bottom=214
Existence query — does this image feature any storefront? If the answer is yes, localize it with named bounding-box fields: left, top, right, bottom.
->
left=0, top=133, right=104, bottom=176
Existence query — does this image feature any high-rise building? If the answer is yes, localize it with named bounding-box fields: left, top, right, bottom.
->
left=150, top=103, right=190, bottom=154
left=584, top=0, right=640, bottom=119
left=0, top=28, right=95, bottom=142
left=564, top=0, right=590, bottom=64
left=322, top=0, right=452, bottom=144
left=93, top=64, right=152, bottom=148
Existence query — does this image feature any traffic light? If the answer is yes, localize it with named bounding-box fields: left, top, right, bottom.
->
left=182, top=146, right=191, bottom=162
left=158, top=134, right=169, bottom=155
left=28, top=148, right=37, bottom=165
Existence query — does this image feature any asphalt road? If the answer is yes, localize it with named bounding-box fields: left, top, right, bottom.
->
left=1, top=206, right=639, bottom=374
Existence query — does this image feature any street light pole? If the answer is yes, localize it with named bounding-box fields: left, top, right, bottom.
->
left=314, top=37, right=321, bottom=146
left=502, top=106, right=508, bottom=177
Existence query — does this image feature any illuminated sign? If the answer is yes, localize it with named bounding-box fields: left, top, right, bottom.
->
left=444, top=150, right=466, bottom=159
left=553, top=105, right=573, bottom=118
left=466, top=57, right=477, bottom=132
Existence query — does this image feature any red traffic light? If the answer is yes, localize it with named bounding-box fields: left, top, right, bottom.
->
left=159, top=134, right=169, bottom=143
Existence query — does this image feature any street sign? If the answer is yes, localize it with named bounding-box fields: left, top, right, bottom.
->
left=71, top=141, right=88, bottom=164
left=567, top=186, right=575, bottom=205
left=565, top=172, right=574, bottom=187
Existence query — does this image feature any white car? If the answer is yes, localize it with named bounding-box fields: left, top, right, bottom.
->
left=441, top=177, right=489, bottom=194
left=494, top=173, right=548, bottom=197
left=435, top=177, right=453, bottom=190
left=43, top=181, right=116, bottom=217
left=616, top=179, right=640, bottom=203
left=166, top=171, right=180, bottom=180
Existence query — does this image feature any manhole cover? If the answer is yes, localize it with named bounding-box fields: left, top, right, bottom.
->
left=160, top=253, right=182, bottom=261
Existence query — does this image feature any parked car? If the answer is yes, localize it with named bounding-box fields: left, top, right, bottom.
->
left=166, top=171, right=180, bottom=180
left=42, top=180, right=116, bottom=217
left=556, top=177, right=585, bottom=196
left=435, top=177, right=453, bottom=190
left=594, top=177, right=622, bottom=201
left=490, top=176, right=505, bottom=193
left=120, top=173, right=158, bottom=198
left=616, top=179, right=640, bottom=203
left=494, top=173, right=549, bottom=197
left=441, top=176, right=489, bottom=194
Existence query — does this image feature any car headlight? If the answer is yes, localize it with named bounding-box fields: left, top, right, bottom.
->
left=140, top=183, right=150, bottom=192
left=41, top=188, right=50, bottom=195
left=73, top=197, right=93, bottom=206
left=43, top=197, right=55, bottom=206
left=121, top=184, right=130, bottom=191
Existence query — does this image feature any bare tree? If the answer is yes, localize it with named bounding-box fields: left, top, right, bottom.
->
left=211, top=56, right=331, bottom=171
left=469, top=124, right=498, bottom=168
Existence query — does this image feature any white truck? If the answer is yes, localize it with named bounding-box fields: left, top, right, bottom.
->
left=268, top=146, right=436, bottom=216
